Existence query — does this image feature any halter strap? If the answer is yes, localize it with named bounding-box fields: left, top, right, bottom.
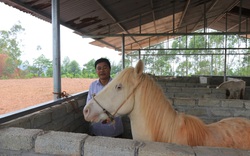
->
left=92, top=95, right=114, bottom=121
left=92, top=74, right=145, bottom=122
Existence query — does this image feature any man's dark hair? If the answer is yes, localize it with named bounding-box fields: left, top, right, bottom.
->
left=95, top=58, right=111, bottom=69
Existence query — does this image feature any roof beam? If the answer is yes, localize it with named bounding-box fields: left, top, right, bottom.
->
left=192, top=0, right=219, bottom=32
left=150, top=0, right=159, bottom=44
left=83, top=31, right=250, bottom=38
left=227, top=18, right=247, bottom=32
left=208, top=0, right=240, bottom=27
left=94, top=0, right=143, bottom=49
left=177, top=0, right=190, bottom=32
left=150, top=0, right=157, bottom=34
left=2, top=0, right=121, bottom=51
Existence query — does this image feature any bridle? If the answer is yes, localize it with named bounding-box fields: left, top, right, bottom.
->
left=92, top=75, right=145, bottom=122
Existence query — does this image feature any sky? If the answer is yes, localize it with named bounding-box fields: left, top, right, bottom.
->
left=0, top=2, right=122, bottom=66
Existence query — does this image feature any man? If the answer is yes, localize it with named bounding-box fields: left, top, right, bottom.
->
left=86, top=58, right=124, bottom=137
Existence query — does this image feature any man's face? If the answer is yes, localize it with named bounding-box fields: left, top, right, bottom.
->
left=96, top=62, right=111, bottom=80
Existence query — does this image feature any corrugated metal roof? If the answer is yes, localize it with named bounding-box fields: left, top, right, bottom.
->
left=1, top=0, right=250, bottom=53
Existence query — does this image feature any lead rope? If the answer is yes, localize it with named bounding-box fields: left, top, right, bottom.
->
left=53, top=91, right=81, bottom=113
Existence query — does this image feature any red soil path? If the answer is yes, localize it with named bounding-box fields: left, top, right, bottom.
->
left=0, top=78, right=96, bottom=115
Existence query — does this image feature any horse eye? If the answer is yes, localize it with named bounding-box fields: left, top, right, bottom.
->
left=115, top=83, right=122, bottom=90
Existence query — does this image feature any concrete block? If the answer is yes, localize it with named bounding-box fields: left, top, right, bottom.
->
left=166, top=87, right=182, bottom=93
left=206, top=93, right=226, bottom=99
left=35, top=131, right=87, bottom=155
left=62, top=113, right=75, bottom=127
left=212, top=88, right=225, bottom=93
left=84, top=136, right=137, bottom=156
left=165, top=92, right=175, bottom=98
left=197, top=88, right=212, bottom=94
left=182, top=88, right=211, bottom=94
left=61, top=117, right=83, bottom=132
left=44, top=113, right=75, bottom=131
left=51, top=104, right=67, bottom=120
left=138, top=142, right=194, bottom=156
left=193, top=146, right=250, bottom=156
left=0, top=127, right=42, bottom=151
left=74, top=110, right=84, bottom=119
left=0, top=115, right=31, bottom=129
left=244, top=101, right=250, bottom=109
left=173, top=98, right=196, bottom=106
left=234, top=110, right=250, bottom=118
left=165, top=83, right=176, bottom=87
left=14, top=116, right=32, bottom=129
left=198, top=99, right=221, bottom=107
left=175, top=87, right=190, bottom=92
left=31, top=111, right=52, bottom=128
left=221, top=100, right=244, bottom=108
left=174, top=93, right=196, bottom=98
left=186, top=109, right=208, bottom=117
left=77, top=98, right=85, bottom=108
left=156, top=82, right=167, bottom=88
left=64, top=99, right=83, bottom=114
left=175, top=83, right=187, bottom=87
left=210, top=109, right=232, bottom=117
left=186, top=83, right=198, bottom=87
left=63, top=101, right=75, bottom=113
left=0, top=149, right=50, bottom=156
left=70, top=119, right=88, bottom=133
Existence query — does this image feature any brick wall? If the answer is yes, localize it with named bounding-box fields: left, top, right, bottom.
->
left=171, top=98, right=250, bottom=123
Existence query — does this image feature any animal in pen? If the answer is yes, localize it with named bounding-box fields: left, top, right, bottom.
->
left=84, top=60, right=250, bottom=150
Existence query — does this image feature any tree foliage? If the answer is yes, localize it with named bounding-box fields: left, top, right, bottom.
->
left=126, top=29, right=250, bottom=76
left=1, top=23, right=249, bottom=79
left=0, top=23, right=24, bottom=78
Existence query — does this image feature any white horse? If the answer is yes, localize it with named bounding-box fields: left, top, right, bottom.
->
left=217, top=79, right=246, bottom=99
left=84, top=60, right=250, bottom=150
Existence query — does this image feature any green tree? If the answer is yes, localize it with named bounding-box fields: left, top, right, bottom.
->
left=30, top=54, right=52, bottom=77
left=61, top=56, right=70, bottom=76
left=82, top=59, right=97, bottom=78
left=2, top=57, right=16, bottom=77
left=68, top=60, right=81, bottom=77
left=0, top=23, right=24, bottom=61
left=0, top=23, right=24, bottom=78
left=46, top=66, right=53, bottom=77
left=111, top=61, right=122, bottom=77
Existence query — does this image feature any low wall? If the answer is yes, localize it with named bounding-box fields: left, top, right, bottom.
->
left=157, top=79, right=249, bottom=100
left=157, top=75, right=250, bottom=86
left=1, top=127, right=250, bottom=156
left=171, top=98, right=250, bottom=123
left=1, top=83, right=250, bottom=155
left=164, top=86, right=226, bottom=99
left=0, top=91, right=90, bottom=134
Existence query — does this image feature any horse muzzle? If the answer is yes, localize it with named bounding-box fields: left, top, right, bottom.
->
left=83, top=103, right=109, bottom=123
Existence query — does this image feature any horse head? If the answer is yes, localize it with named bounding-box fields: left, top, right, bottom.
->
left=83, top=60, right=144, bottom=123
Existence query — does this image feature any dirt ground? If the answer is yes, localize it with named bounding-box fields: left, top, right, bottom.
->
left=0, top=78, right=96, bottom=115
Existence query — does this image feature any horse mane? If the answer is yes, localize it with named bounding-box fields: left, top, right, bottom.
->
left=183, top=115, right=208, bottom=146
left=138, top=73, right=208, bottom=145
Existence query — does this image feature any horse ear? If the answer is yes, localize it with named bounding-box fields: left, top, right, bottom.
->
left=134, top=60, right=144, bottom=76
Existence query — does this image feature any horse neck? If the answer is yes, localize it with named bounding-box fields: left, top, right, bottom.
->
left=130, top=76, right=177, bottom=141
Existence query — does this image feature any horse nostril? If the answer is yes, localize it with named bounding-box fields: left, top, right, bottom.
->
left=83, top=108, right=89, bottom=117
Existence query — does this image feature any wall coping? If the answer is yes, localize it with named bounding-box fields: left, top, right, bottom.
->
left=0, top=127, right=250, bottom=156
